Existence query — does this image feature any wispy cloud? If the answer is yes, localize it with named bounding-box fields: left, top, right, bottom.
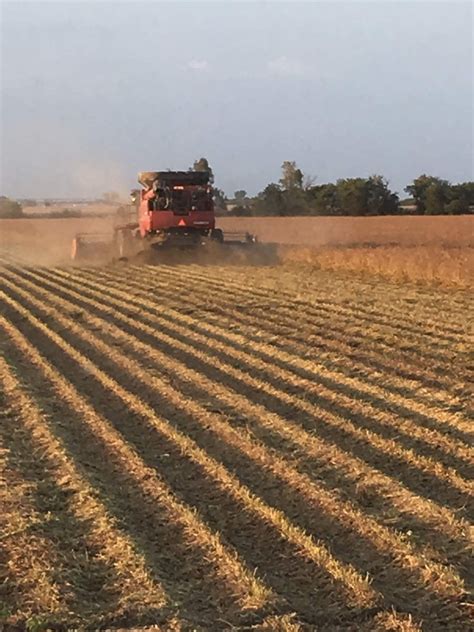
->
left=186, top=59, right=210, bottom=72
left=267, top=56, right=307, bottom=77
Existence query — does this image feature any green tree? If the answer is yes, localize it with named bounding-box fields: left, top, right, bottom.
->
left=458, top=182, right=474, bottom=205
left=405, top=175, right=450, bottom=214
left=335, top=178, right=369, bottom=215
left=253, top=183, right=287, bottom=216
left=424, top=182, right=450, bottom=214
left=282, top=188, right=311, bottom=215
left=366, top=175, right=399, bottom=215
left=193, top=157, right=214, bottom=184
left=279, top=161, right=303, bottom=190
left=445, top=198, right=469, bottom=215
left=306, top=184, right=339, bottom=215
left=447, top=183, right=474, bottom=214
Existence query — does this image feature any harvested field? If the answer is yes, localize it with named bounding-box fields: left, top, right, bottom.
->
left=0, top=252, right=472, bottom=630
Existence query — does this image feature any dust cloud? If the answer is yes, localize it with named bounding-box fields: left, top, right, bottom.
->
left=0, top=216, right=113, bottom=266
left=0, top=216, right=280, bottom=268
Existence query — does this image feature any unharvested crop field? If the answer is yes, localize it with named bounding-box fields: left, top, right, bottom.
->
left=219, top=215, right=474, bottom=248
left=0, top=250, right=472, bottom=630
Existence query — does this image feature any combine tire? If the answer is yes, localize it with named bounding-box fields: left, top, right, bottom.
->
left=211, top=228, right=224, bottom=243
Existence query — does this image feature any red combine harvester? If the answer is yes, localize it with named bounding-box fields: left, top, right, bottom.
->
left=71, top=170, right=256, bottom=261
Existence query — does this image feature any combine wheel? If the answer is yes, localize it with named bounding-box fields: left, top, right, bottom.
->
left=210, top=228, right=224, bottom=243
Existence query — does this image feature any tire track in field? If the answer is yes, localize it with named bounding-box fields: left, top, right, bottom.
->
left=71, top=262, right=470, bottom=430
left=170, top=262, right=453, bottom=333
left=78, top=265, right=455, bottom=400
left=41, top=266, right=474, bottom=475
left=19, top=266, right=472, bottom=532
left=0, top=318, right=278, bottom=628
left=6, top=253, right=465, bottom=392
left=1, top=403, right=127, bottom=626
left=0, top=354, right=172, bottom=628
left=2, top=272, right=472, bottom=628
left=0, top=444, right=67, bottom=625
left=127, top=262, right=467, bottom=380
left=172, top=263, right=468, bottom=346
left=0, top=292, right=381, bottom=627
left=163, top=263, right=471, bottom=383
left=279, top=266, right=472, bottom=322
left=197, top=263, right=470, bottom=330
left=169, top=264, right=471, bottom=387
left=1, top=260, right=472, bottom=628
left=7, top=266, right=474, bottom=544
left=79, top=264, right=469, bottom=417
left=53, top=278, right=473, bottom=547
left=0, top=314, right=450, bottom=628
left=41, top=276, right=471, bottom=586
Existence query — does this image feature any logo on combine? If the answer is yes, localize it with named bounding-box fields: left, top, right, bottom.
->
left=178, top=219, right=186, bottom=226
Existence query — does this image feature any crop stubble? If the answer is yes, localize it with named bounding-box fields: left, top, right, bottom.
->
left=0, top=255, right=472, bottom=630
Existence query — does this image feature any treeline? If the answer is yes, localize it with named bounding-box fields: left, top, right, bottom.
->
left=221, top=162, right=474, bottom=217
left=2, top=159, right=473, bottom=218
left=405, top=175, right=474, bottom=216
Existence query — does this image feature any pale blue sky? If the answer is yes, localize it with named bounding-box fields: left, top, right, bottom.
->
left=1, top=1, right=473, bottom=197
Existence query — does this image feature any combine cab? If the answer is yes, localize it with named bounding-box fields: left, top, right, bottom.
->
left=71, top=170, right=256, bottom=262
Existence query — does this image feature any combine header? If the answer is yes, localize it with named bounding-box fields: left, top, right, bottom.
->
left=71, top=170, right=256, bottom=261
